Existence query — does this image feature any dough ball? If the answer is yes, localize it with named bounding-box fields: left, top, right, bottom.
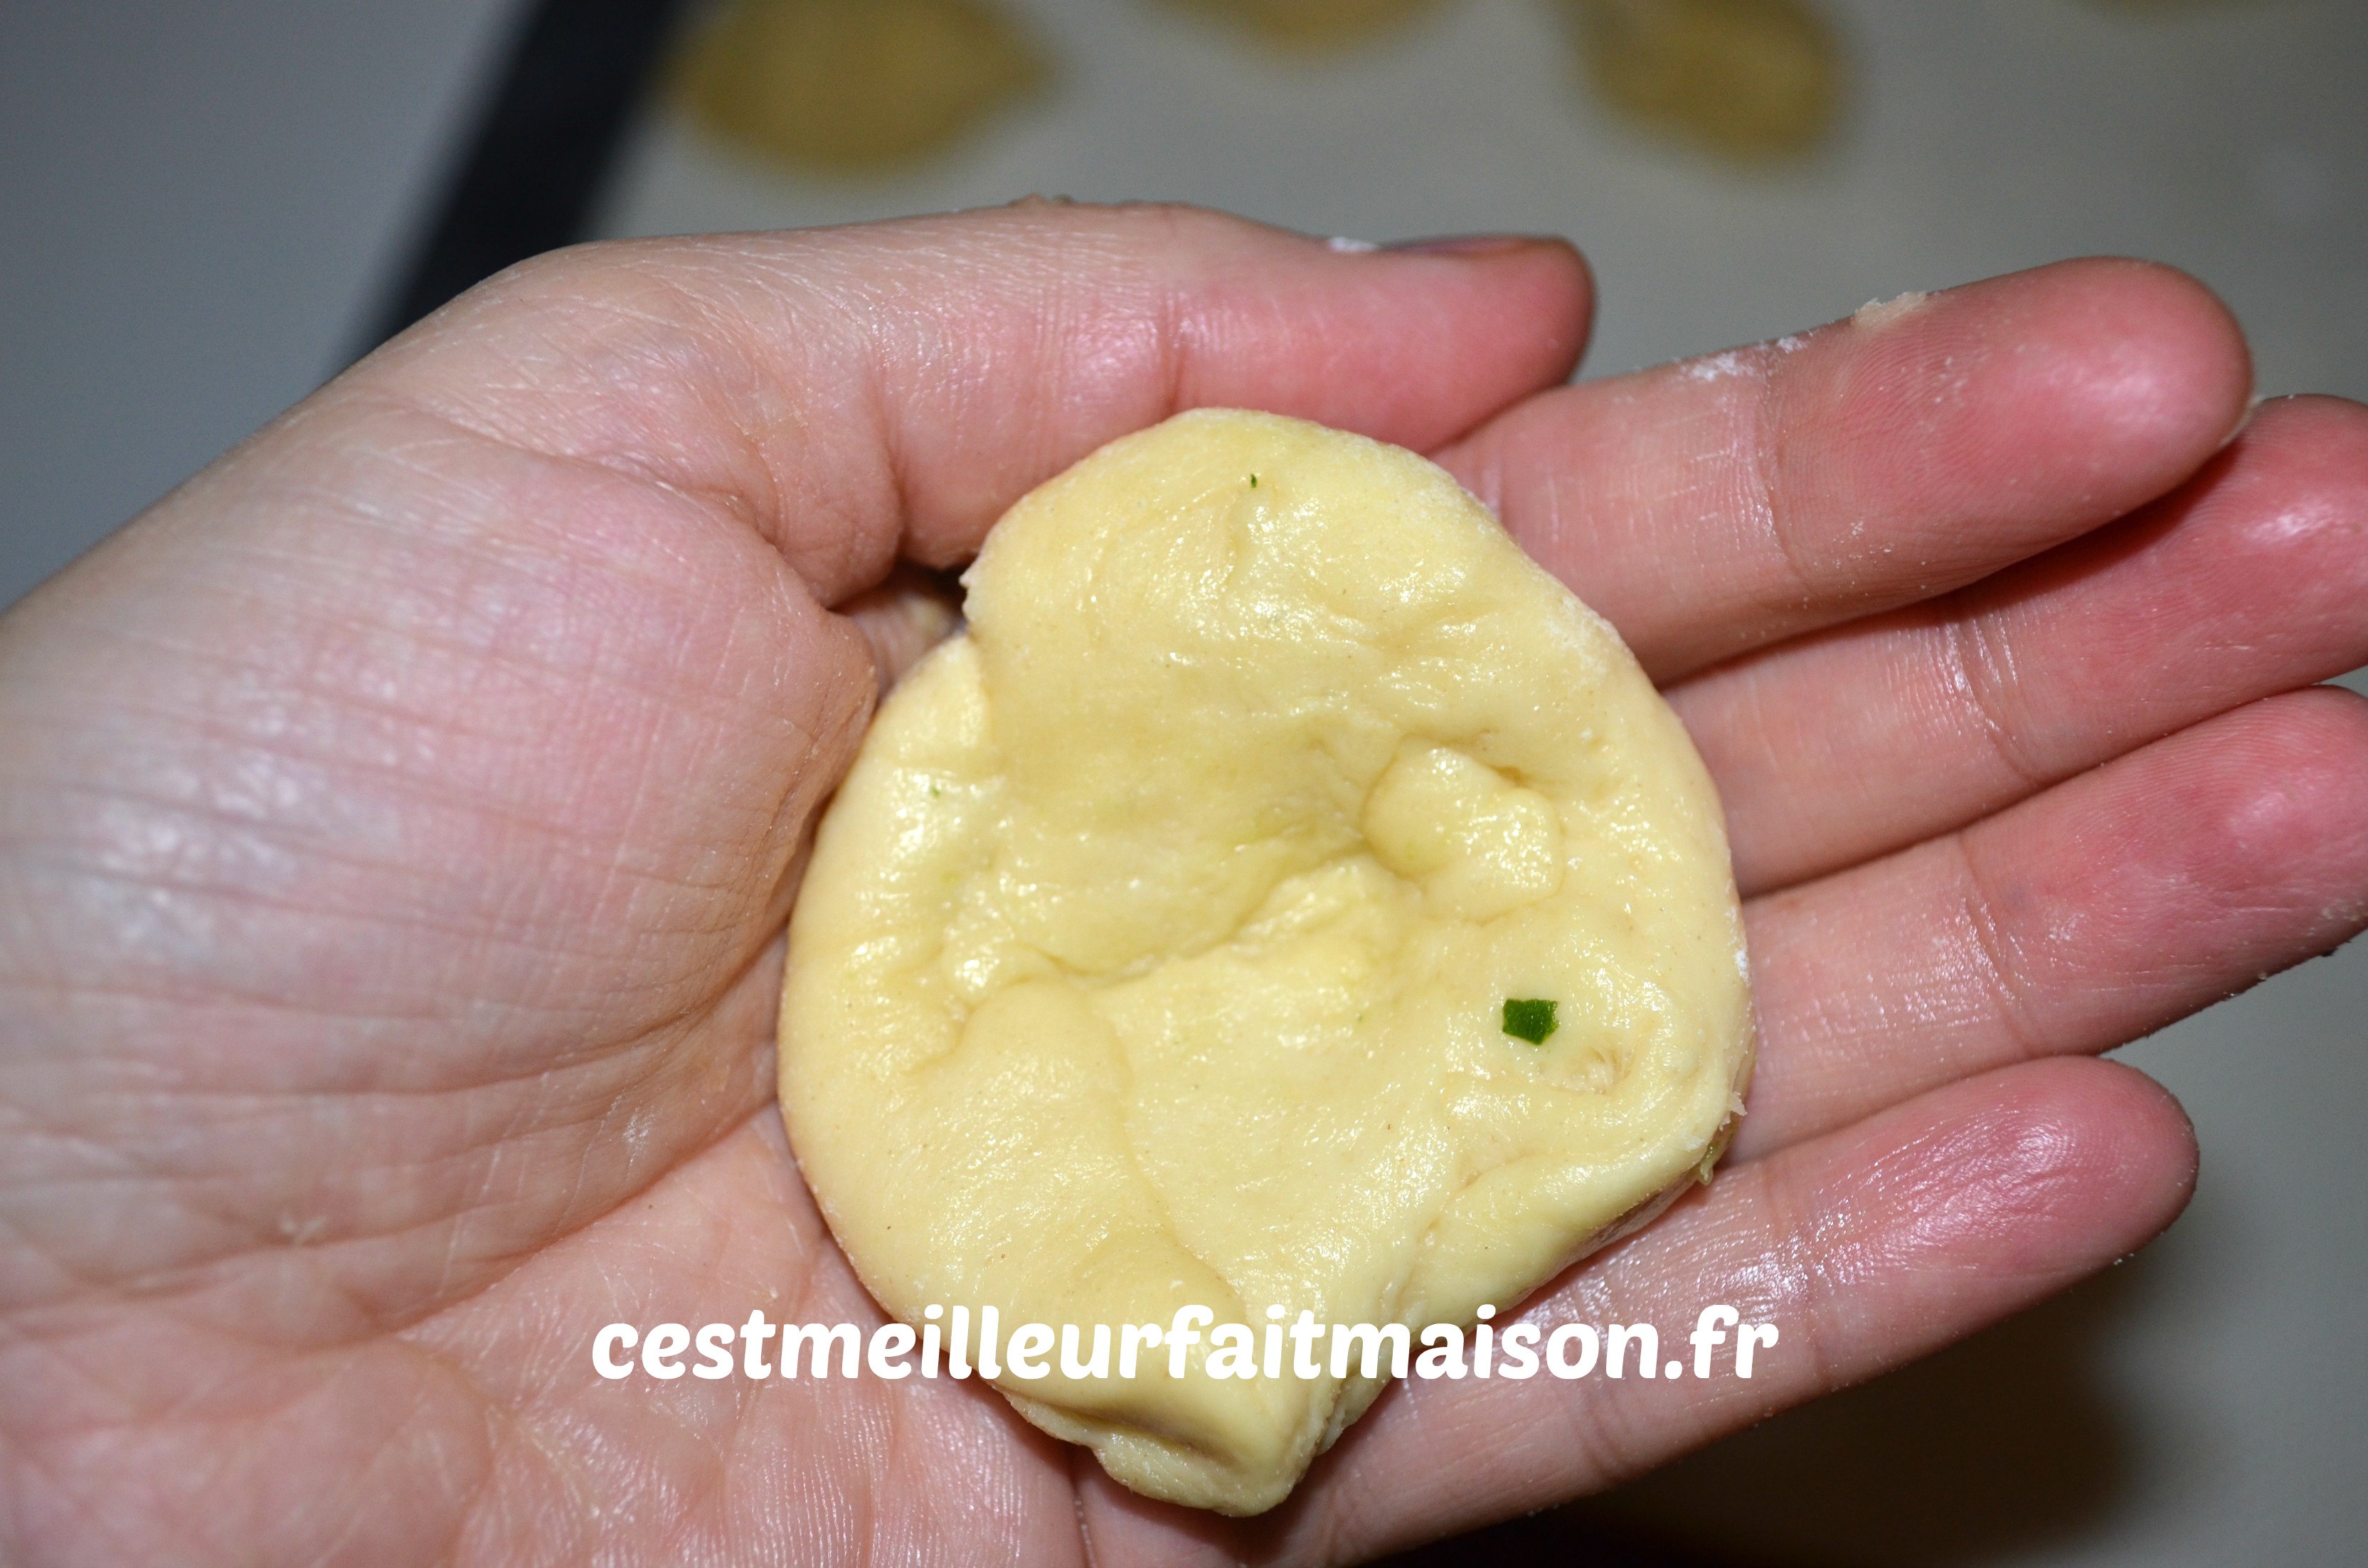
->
left=780, top=410, right=1753, bottom=1513
left=675, top=0, right=1047, bottom=174
left=1566, top=0, right=1842, bottom=160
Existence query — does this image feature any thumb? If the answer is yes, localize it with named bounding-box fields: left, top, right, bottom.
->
left=358, top=203, right=1593, bottom=600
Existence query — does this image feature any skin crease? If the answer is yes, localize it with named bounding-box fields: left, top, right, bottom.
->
left=0, top=204, right=2364, bottom=1567
left=1669, top=396, right=2368, bottom=895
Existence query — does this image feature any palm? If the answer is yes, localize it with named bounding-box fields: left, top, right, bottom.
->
left=4, top=209, right=2362, bottom=1568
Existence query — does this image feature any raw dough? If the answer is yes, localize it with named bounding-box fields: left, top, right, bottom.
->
left=1565, top=0, right=1842, bottom=161
left=674, top=0, right=1046, bottom=174
left=780, top=410, right=1752, bottom=1513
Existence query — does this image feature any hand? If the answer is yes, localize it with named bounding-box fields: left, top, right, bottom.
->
left=3, top=206, right=2362, bottom=1567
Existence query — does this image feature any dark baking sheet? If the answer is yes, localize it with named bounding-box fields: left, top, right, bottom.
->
left=364, top=0, right=690, bottom=346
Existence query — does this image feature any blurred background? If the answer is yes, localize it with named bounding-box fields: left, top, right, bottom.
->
left=3, top=1, right=2363, bottom=1562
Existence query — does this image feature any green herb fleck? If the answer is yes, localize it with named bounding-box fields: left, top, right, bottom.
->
left=1249, top=473, right=1258, bottom=487
left=1502, top=998, right=1558, bottom=1045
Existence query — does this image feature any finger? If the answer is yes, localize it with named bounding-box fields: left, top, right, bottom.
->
left=1078, top=1056, right=2196, bottom=1565
left=1732, top=686, right=2368, bottom=1161
left=1311, top=1058, right=2197, bottom=1565
left=1675, top=395, right=2368, bottom=895
left=1433, top=258, right=2251, bottom=681
left=356, top=207, right=1593, bottom=604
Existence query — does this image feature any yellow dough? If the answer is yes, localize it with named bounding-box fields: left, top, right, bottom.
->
left=1566, top=0, right=1842, bottom=160
left=780, top=410, right=1753, bottom=1513
left=674, top=0, right=1047, bottom=174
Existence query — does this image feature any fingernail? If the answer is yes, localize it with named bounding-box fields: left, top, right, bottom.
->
left=1381, top=233, right=1549, bottom=257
